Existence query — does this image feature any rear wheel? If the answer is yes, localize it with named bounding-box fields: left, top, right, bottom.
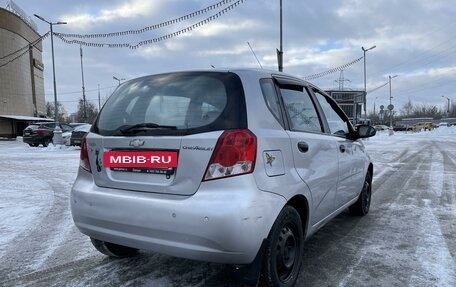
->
left=349, top=172, right=372, bottom=216
left=42, top=138, right=51, bottom=147
left=90, top=238, right=138, bottom=257
left=261, top=206, right=304, bottom=287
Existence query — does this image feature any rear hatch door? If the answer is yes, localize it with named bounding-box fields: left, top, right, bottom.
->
left=87, top=71, right=247, bottom=196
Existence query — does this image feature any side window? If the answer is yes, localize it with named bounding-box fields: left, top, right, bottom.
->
left=314, top=91, right=349, bottom=136
left=260, top=79, right=282, bottom=124
left=280, top=86, right=322, bottom=133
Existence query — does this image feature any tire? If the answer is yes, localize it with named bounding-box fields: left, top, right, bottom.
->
left=29, top=143, right=39, bottom=147
left=261, top=206, right=304, bottom=287
left=42, top=138, right=51, bottom=147
left=349, top=172, right=372, bottom=216
left=90, top=238, right=138, bottom=258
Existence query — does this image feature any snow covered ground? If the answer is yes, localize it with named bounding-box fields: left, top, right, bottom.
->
left=0, top=127, right=455, bottom=286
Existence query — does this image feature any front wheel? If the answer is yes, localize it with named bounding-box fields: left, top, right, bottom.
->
left=349, top=172, right=372, bottom=216
left=90, top=238, right=138, bottom=257
left=261, top=206, right=304, bottom=287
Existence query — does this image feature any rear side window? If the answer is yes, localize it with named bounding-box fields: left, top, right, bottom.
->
left=94, top=72, right=247, bottom=136
left=260, top=79, right=283, bottom=124
left=42, top=123, right=56, bottom=129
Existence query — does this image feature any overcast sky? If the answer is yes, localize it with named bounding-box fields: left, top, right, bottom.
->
left=4, top=0, right=456, bottom=115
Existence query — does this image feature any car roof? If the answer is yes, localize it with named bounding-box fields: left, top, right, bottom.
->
left=123, top=68, right=311, bottom=88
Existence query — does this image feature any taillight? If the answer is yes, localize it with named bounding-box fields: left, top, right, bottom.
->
left=80, top=135, right=91, bottom=172
left=203, top=129, right=256, bottom=181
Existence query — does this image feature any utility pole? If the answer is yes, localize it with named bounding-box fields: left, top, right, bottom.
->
left=388, top=75, right=398, bottom=127
left=362, top=45, right=376, bottom=123
left=98, top=84, right=101, bottom=111
left=277, top=0, right=283, bottom=72
left=442, top=95, right=450, bottom=117
left=80, top=45, right=87, bottom=122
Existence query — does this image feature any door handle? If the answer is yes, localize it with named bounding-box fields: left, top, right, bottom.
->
left=339, top=144, right=346, bottom=153
left=298, top=142, right=309, bottom=153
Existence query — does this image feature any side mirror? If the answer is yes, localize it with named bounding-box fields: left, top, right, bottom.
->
left=356, top=125, right=376, bottom=138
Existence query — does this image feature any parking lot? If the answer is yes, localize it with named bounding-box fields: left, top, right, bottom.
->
left=1, top=129, right=456, bottom=286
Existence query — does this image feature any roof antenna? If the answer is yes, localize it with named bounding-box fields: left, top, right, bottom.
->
left=210, top=65, right=215, bottom=68
left=247, top=41, right=263, bottom=69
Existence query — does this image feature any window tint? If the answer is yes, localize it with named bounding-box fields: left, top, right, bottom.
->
left=314, top=91, right=349, bottom=136
left=260, top=79, right=282, bottom=124
left=94, top=72, right=247, bottom=135
left=42, top=123, right=56, bottom=129
left=280, top=87, right=322, bottom=133
left=61, top=124, right=74, bottom=132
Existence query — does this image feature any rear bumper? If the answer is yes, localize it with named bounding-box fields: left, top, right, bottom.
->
left=71, top=169, right=286, bottom=264
left=22, top=136, right=43, bottom=144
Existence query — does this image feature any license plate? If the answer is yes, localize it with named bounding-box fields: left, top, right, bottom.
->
left=104, top=151, right=178, bottom=168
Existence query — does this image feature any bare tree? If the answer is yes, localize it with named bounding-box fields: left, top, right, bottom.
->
left=46, top=101, right=68, bottom=123
left=76, top=98, right=98, bottom=123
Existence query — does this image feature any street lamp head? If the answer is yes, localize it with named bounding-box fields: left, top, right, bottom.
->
left=362, top=45, right=377, bottom=52
left=34, top=14, right=67, bottom=26
left=33, top=14, right=48, bottom=23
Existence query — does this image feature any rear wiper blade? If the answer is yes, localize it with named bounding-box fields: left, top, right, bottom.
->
left=119, top=123, right=177, bottom=134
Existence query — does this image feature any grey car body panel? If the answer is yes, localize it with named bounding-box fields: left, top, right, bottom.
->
left=72, top=167, right=286, bottom=264
left=71, top=68, right=373, bottom=264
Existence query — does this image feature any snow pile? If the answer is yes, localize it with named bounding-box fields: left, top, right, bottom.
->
left=40, top=143, right=80, bottom=152
left=431, top=125, right=456, bottom=135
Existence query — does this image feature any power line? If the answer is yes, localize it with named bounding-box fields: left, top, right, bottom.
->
left=303, top=56, right=363, bottom=81
left=0, top=31, right=48, bottom=60
left=56, top=0, right=238, bottom=39
left=54, top=0, right=247, bottom=49
left=0, top=32, right=50, bottom=69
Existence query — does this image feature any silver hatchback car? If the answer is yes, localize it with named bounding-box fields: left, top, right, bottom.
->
left=71, top=69, right=375, bottom=286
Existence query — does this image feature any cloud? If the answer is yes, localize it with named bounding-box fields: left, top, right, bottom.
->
left=61, top=0, right=163, bottom=29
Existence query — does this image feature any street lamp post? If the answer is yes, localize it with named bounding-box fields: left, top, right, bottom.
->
left=80, top=45, right=87, bottom=122
left=362, top=45, right=376, bottom=123
left=113, top=76, right=125, bottom=86
left=442, top=95, right=450, bottom=118
left=34, top=14, right=67, bottom=145
left=388, top=75, right=398, bottom=127
left=373, top=96, right=378, bottom=116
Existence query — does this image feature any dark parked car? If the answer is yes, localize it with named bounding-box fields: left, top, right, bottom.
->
left=23, top=122, right=74, bottom=147
left=70, top=124, right=91, bottom=146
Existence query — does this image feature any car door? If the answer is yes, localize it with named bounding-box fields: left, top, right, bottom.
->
left=312, top=89, right=366, bottom=209
left=275, top=78, right=339, bottom=225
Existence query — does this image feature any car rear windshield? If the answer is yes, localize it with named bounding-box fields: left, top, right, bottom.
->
left=93, top=72, right=247, bottom=136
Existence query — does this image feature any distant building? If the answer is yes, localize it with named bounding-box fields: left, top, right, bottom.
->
left=325, top=90, right=365, bottom=123
left=0, top=1, right=48, bottom=138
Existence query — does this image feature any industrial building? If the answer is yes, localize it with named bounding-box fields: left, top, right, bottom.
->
left=0, top=1, right=48, bottom=138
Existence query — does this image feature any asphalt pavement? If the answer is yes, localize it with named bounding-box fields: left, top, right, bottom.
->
left=0, top=137, right=455, bottom=287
